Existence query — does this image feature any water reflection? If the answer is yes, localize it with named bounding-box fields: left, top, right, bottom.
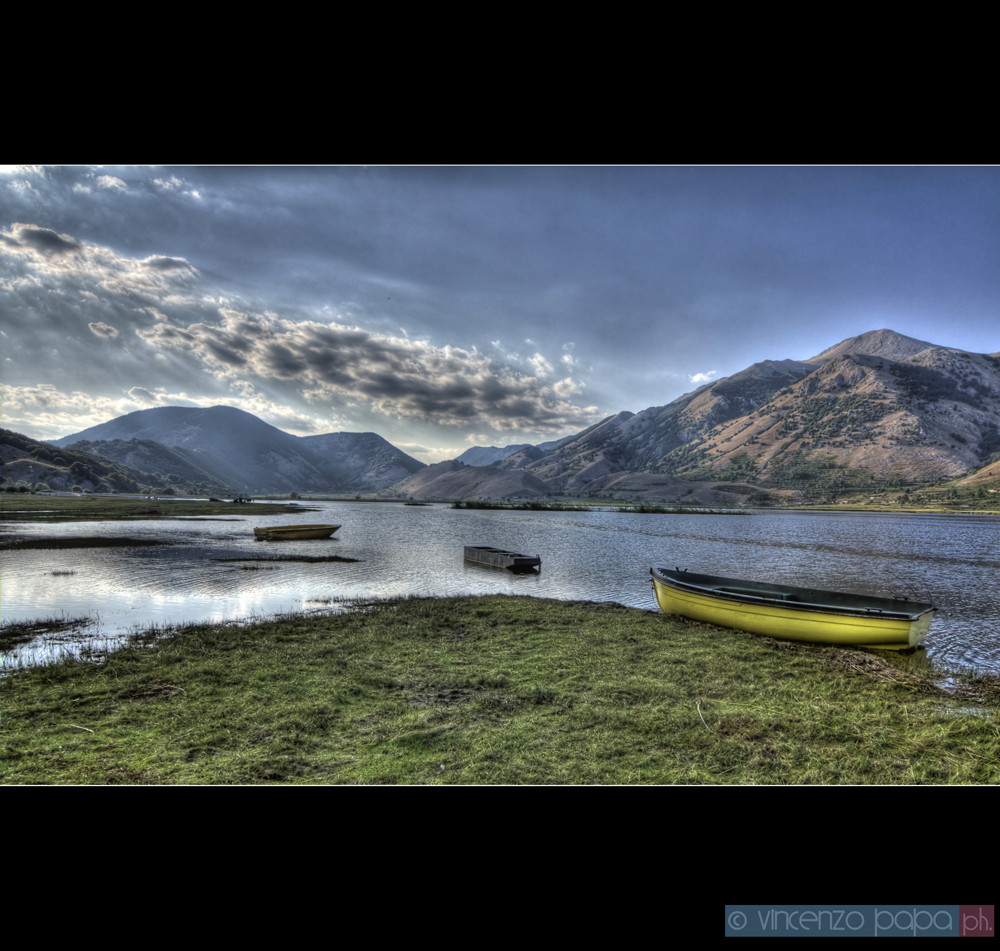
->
left=2, top=503, right=997, bottom=674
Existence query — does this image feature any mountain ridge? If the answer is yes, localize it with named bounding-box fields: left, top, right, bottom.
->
left=52, top=405, right=425, bottom=494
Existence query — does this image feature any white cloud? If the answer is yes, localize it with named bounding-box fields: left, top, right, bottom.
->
left=528, top=352, right=554, bottom=377
left=690, top=370, right=717, bottom=385
left=552, top=377, right=586, bottom=399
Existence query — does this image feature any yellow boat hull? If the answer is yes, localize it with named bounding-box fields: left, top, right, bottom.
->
left=651, top=569, right=934, bottom=650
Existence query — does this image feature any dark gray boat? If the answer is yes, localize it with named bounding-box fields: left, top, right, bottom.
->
left=464, top=545, right=541, bottom=571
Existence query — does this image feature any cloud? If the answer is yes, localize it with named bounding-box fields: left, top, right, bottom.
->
left=528, top=352, right=554, bottom=376
left=690, top=370, right=718, bottom=385
left=8, top=224, right=80, bottom=256
left=139, top=309, right=600, bottom=432
left=1, top=219, right=603, bottom=444
left=552, top=377, right=585, bottom=398
left=96, top=175, right=127, bottom=191
left=2, top=222, right=197, bottom=289
left=143, top=255, right=195, bottom=272
left=128, top=386, right=158, bottom=403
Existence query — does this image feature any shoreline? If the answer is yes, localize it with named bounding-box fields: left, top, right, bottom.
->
left=4, top=492, right=1000, bottom=523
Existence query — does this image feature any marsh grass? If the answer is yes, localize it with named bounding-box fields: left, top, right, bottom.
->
left=0, top=495, right=311, bottom=523
left=2, top=596, right=997, bottom=785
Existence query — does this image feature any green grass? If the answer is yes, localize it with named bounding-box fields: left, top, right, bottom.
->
left=3, top=596, right=997, bottom=785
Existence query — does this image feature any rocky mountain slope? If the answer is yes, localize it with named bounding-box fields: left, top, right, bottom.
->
left=442, top=330, right=1000, bottom=501
left=53, top=405, right=425, bottom=494
left=658, top=330, right=1000, bottom=485
left=453, top=444, right=533, bottom=467
left=392, top=460, right=555, bottom=500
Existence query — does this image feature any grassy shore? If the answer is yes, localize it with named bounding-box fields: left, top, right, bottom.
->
left=2, top=595, right=997, bottom=785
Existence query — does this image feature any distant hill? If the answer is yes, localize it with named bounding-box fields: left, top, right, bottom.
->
left=1, top=429, right=227, bottom=496
left=53, top=405, right=425, bottom=494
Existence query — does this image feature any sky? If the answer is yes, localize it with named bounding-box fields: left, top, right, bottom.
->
left=2, top=165, right=997, bottom=462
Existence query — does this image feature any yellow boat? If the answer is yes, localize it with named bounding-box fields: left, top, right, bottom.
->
left=253, top=524, right=340, bottom=540
left=650, top=567, right=934, bottom=650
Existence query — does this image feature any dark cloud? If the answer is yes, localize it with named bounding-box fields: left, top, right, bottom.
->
left=88, top=321, right=119, bottom=338
left=143, top=255, right=195, bottom=272
left=11, top=223, right=80, bottom=255
left=140, top=324, right=196, bottom=345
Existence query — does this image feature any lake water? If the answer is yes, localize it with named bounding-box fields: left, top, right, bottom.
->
left=2, top=502, right=998, bottom=675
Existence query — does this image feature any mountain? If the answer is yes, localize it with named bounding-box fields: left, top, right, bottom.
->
left=53, top=406, right=425, bottom=494
left=668, top=330, right=1000, bottom=486
left=437, top=330, right=1000, bottom=502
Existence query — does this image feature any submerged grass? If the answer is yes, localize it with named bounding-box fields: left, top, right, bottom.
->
left=1, top=536, right=175, bottom=550
left=2, top=595, right=997, bottom=785
left=0, top=616, right=95, bottom=652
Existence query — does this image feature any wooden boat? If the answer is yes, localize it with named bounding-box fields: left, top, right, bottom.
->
left=650, top=567, right=934, bottom=650
left=464, top=545, right=541, bottom=571
left=253, top=524, right=340, bottom=541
